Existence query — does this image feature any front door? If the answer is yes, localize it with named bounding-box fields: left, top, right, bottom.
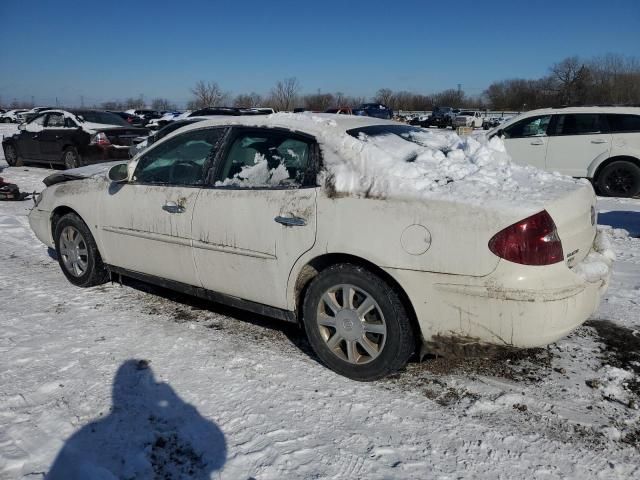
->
left=546, top=113, right=612, bottom=177
left=191, top=127, right=318, bottom=309
left=18, top=113, right=47, bottom=160
left=501, top=114, right=552, bottom=170
left=98, top=126, right=226, bottom=286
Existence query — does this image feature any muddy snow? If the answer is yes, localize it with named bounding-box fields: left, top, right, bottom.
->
left=1, top=122, right=639, bottom=479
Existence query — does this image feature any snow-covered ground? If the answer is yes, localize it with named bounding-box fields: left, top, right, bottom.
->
left=1, top=121, right=639, bottom=479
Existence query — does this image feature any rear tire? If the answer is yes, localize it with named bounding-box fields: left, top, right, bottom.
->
left=596, top=160, right=640, bottom=198
left=54, top=213, right=109, bottom=287
left=62, top=147, right=82, bottom=169
left=302, top=263, right=415, bottom=381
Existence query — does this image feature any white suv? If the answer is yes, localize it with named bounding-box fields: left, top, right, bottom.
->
left=453, top=111, right=483, bottom=129
left=492, top=106, right=640, bottom=197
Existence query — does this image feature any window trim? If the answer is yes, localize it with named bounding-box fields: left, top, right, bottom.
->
left=130, top=126, right=228, bottom=188
left=206, top=126, right=321, bottom=190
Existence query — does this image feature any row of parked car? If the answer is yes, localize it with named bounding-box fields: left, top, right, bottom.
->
left=2, top=105, right=640, bottom=198
left=406, top=107, right=511, bottom=130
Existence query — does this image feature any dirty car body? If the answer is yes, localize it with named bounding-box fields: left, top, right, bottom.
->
left=28, top=114, right=611, bottom=380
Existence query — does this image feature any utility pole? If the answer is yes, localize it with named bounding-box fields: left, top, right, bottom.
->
left=80, top=95, right=84, bottom=108
left=55, top=97, right=59, bottom=107
left=457, top=84, right=462, bottom=95
left=31, top=95, right=35, bottom=107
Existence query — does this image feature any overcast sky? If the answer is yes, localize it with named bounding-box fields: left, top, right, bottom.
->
left=1, top=0, right=638, bottom=107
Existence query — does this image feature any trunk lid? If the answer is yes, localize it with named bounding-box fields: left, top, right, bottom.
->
left=543, top=183, right=597, bottom=268
left=100, top=127, right=149, bottom=146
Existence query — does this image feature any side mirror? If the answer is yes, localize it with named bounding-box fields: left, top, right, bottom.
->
left=496, top=129, right=504, bottom=138
left=108, top=163, right=129, bottom=183
left=18, top=123, right=26, bottom=131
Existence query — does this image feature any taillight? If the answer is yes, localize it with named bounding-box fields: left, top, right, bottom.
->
left=488, top=210, right=564, bottom=266
left=91, top=132, right=111, bottom=146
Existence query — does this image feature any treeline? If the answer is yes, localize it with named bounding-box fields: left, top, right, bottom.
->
left=5, top=54, right=639, bottom=113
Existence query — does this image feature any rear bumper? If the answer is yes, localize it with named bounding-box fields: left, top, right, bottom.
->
left=386, top=235, right=612, bottom=350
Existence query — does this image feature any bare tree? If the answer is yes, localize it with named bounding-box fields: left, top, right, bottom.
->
left=125, top=96, right=145, bottom=109
left=549, top=56, right=591, bottom=105
left=233, top=92, right=263, bottom=108
left=303, top=93, right=334, bottom=111
left=151, top=98, right=176, bottom=111
left=269, top=77, right=300, bottom=111
left=373, top=88, right=394, bottom=106
left=190, top=81, right=229, bottom=109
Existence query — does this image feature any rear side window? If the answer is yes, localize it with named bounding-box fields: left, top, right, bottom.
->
left=606, top=114, right=640, bottom=133
left=215, top=130, right=314, bottom=188
left=45, top=113, right=66, bottom=128
left=502, top=115, right=551, bottom=139
left=552, top=114, right=603, bottom=136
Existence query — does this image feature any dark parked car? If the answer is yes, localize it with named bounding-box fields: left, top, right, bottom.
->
left=2, top=109, right=148, bottom=169
left=108, top=111, right=147, bottom=127
left=352, top=103, right=393, bottom=119
left=188, top=107, right=241, bottom=117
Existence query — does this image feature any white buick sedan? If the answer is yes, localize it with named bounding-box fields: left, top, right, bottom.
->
left=29, top=114, right=612, bottom=380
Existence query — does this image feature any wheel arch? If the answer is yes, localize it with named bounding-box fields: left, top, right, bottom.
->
left=589, top=155, right=640, bottom=181
left=291, top=252, right=422, bottom=346
left=50, top=205, right=82, bottom=240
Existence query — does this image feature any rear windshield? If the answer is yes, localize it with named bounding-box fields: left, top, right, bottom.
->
left=73, top=111, right=129, bottom=126
left=346, top=125, right=455, bottom=158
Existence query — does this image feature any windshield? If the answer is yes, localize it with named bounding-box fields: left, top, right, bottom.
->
left=459, top=111, right=474, bottom=116
left=73, top=111, right=129, bottom=126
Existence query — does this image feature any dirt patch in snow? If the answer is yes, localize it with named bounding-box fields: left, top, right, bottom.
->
left=587, top=319, right=640, bottom=396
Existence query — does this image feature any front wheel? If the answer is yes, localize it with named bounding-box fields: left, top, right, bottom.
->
left=54, top=213, right=109, bottom=287
left=596, top=160, right=640, bottom=198
left=302, top=264, right=415, bottom=381
left=3, top=143, right=19, bottom=166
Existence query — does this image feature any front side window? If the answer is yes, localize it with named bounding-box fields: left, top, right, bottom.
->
left=552, top=114, right=603, bottom=136
left=215, top=130, right=313, bottom=188
left=502, top=115, right=551, bottom=139
left=606, top=114, right=640, bottom=133
left=30, top=114, right=46, bottom=127
left=133, top=128, right=225, bottom=186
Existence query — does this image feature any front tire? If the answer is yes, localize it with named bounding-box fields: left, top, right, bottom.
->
left=3, top=143, right=19, bottom=166
left=62, top=147, right=82, bottom=169
left=302, top=264, right=415, bottom=381
left=596, top=160, right=640, bottom=198
left=54, top=213, right=109, bottom=287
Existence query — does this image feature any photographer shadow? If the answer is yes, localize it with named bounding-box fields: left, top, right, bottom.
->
left=47, top=359, right=226, bottom=479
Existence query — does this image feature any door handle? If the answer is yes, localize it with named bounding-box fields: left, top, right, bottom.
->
left=590, top=139, right=607, bottom=144
left=275, top=215, right=306, bottom=227
left=162, top=201, right=185, bottom=214
left=32, top=135, right=39, bottom=139
left=529, top=139, right=544, bottom=145
left=55, top=135, right=62, bottom=139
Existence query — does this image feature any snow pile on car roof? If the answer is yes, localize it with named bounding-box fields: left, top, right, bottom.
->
left=301, top=116, right=582, bottom=207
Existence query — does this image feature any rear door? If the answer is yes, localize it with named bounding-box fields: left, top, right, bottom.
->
left=501, top=114, right=551, bottom=169
left=98, top=126, right=226, bottom=286
left=546, top=113, right=612, bottom=177
left=191, top=127, right=318, bottom=309
left=38, top=112, right=75, bottom=163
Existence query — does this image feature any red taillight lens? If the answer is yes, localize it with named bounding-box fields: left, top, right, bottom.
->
left=488, top=210, right=564, bottom=266
left=91, top=132, right=111, bottom=146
